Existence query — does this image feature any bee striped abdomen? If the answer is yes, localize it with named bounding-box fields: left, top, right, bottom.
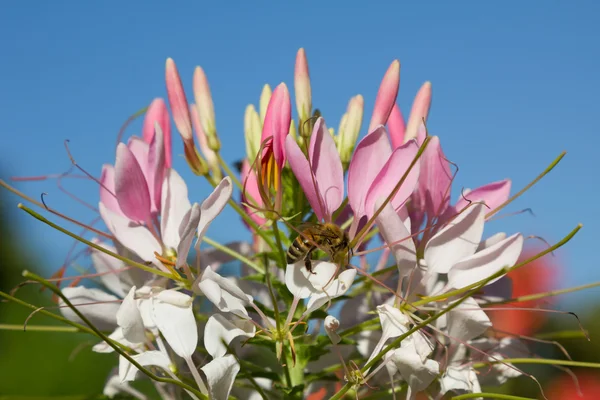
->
left=286, top=236, right=313, bottom=264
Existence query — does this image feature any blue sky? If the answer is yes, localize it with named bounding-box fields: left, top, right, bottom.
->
left=0, top=2, right=598, bottom=307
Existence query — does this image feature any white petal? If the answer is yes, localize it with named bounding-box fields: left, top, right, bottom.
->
left=90, top=239, right=127, bottom=298
left=201, top=266, right=254, bottom=304
left=284, top=262, right=319, bottom=299
left=440, top=366, right=481, bottom=395
left=376, top=201, right=417, bottom=278
left=93, top=327, right=137, bottom=353
left=424, top=203, right=485, bottom=274
left=59, top=286, right=120, bottom=331
left=119, top=350, right=171, bottom=382
left=204, top=314, right=256, bottom=359
left=324, top=315, right=341, bottom=345
left=391, top=343, right=439, bottom=393
left=176, top=203, right=201, bottom=268
left=448, top=233, right=523, bottom=288
left=161, top=169, right=192, bottom=249
left=199, top=279, right=249, bottom=318
left=152, top=290, right=197, bottom=358
left=196, top=177, right=233, bottom=245
left=200, top=354, right=240, bottom=400
left=99, top=202, right=162, bottom=268
left=305, top=268, right=356, bottom=314
left=307, top=261, right=338, bottom=291
left=377, top=304, right=410, bottom=338
left=446, top=297, right=491, bottom=341
left=477, top=232, right=507, bottom=251
left=117, top=287, right=146, bottom=343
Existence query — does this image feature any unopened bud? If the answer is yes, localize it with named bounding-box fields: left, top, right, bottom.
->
left=165, top=58, right=193, bottom=144
left=338, top=95, right=364, bottom=165
left=193, top=66, right=220, bottom=152
left=294, top=48, right=312, bottom=124
left=289, top=119, right=297, bottom=141
left=404, top=81, right=432, bottom=143
left=368, top=60, right=400, bottom=132
left=259, top=84, right=272, bottom=124
left=244, top=105, right=262, bottom=164
left=190, top=104, right=221, bottom=180
left=325, top=315, right=341, bottom=345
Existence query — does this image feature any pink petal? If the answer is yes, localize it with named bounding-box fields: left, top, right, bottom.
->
left=127, top=137, right=150, bottom=177
left=387, top=104, right=406, bottom=149
left=286, top=118, right=344, bottom=222
left=285, top=134, right=323, bottom=220
left=347, top=126, right=392, bottom=220
left=454, top=179, right=511, bottom=214
left=417, top=136, right=452, bottom=218
left=261, top=83, right=291, bottom=168
left=368, top=60, right=400, bottom=131
left=100, top=164, right=123, bottom=216
left=240, top=161, right=265, bottom=226
left=309, top=119, right=344, bottom=220
left=148, top=125, right=165, bottom=214
left=114, top=143, right=151, bottom=223
left=365, top=139, right=421, bottom=220
left=165, top=58, right=193, bottom=142
left=404, top=82, right=432, bottom=142
left=142, top=98, right=172, bottom=168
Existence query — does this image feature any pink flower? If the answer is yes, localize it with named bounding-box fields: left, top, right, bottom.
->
left=347, top=126, right=421, bottom=235
left=286, top=118, right=344, bottom=222
left=142, top=98, right=172, bottom=168
left=101, top=129, right=167, bottom=221
left=261, top=83, right=291, bottom=169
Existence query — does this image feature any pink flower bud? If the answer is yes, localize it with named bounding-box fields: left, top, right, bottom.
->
left=368, top=60, right=400, bottom=131
left=294, top=48, right=312, bottom=123
left=404, top=81, right=432, bottom=142
left=142, top=98, right=173, bottom=168
left=165, top=58, right=193, bottom=143
left=193, top=66, right=220, bottom=152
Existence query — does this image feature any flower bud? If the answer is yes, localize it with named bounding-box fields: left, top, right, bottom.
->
left=324, top=315, right=341, bottom=345
left=259, top=84, right=272, bottom=124
left=338, top=95, right=364, bottom=165
left=294, top=48, right=312, bottom=124
left=165, top=58, right=193, bottom=144
left=193, top=66, right=221, bottom=152
left=191, top=104, right=221, bottom=180
left=368, top=60, right=400, bottom=132
left=244, top=105, right=262, bottom=164
left=404, top=81, right=432, bottom=142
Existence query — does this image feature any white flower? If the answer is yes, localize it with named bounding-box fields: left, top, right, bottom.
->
left=423, top=203, right=523, bottom=289
left=284, top=261, right=356, bottom=315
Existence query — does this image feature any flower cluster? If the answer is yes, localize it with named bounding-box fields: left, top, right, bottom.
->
left=1, top=48, right=592, bottom=400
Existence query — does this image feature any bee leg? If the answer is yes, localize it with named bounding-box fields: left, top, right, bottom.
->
left=304, top=250, right=316, bottom=274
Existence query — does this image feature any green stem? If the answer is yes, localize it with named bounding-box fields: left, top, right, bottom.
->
left=18, top=204, right=180, bottom=282
left=271, top=221, right=287, bottom=267
left=0, top=290, right=97, bottom=336
left=203, top=236, right=264, bottom=274
left=0, top=323, right=80, bottom=332
left=451, top=394, right=535, bottom=400
left=483, top=280, right=600, bottom=306
left=473, top=358, right=600, bottom=369
left=218, top=154, right=244, bottom=191
left=534, top=330, right=588, bottom=340
left=22, top=271, right=206, bottom=399
left=486, top=151, right=565, bottom=219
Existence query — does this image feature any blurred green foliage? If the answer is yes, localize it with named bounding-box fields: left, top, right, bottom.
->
left=0, top=192, right=115, bottom=398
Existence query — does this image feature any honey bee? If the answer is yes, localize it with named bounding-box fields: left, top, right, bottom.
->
left=286, top=222, right=353, bottom=273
